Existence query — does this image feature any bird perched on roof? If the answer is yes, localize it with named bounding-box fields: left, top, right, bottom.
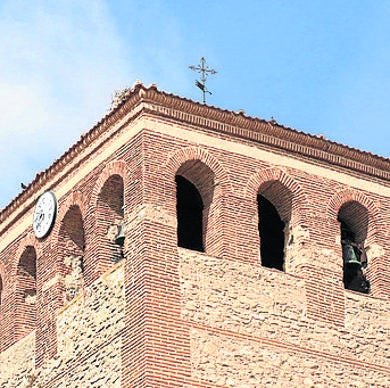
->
left=21, top=183, right=27, bottom=190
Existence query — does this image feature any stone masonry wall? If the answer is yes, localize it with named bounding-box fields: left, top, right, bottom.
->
left=190, top=329, right=389, bottom=388
left=179, top=248, right=390, bottom=387
left=0, top=332, right=35, bottom=384
left=0, top=261, right=125, bottom=387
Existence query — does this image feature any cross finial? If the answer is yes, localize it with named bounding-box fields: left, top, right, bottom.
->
left=189, top=57, right=217, bottom=104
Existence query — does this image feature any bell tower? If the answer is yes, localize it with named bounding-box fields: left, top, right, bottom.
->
left=0, top=83, right=389, bottom=387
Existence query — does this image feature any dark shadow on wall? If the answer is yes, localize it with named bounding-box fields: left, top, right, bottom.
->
left=258, top=194, right=285, bottom=271
left=176, top=175, right=204, bottom=252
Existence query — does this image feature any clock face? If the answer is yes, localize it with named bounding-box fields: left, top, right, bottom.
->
left=33, top=191, right=57, bottom=238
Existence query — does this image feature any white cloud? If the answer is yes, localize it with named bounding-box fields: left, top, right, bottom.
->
left=0, top=0, right=221, bottom=209
left=0, top=0, right=132, bottom=208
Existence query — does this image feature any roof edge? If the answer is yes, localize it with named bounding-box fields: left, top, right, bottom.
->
left=1, top=82, right=389, bottom=223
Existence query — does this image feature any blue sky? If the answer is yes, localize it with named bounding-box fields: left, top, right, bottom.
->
left=0, top=0, right=389, bottom=209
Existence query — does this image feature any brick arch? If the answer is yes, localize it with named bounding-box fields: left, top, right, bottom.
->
left=327, top=188, right=383, bottom=245
left=10, top=232, right=41, bottom=292
left=58, top=203, right=85, bottom=253
left=15, top=232, right=42, bottom=268
left=90, top=160, right=129, bottom=207
left=49, top=191, right=86, bottom=286
left=0, top=235, right=40, bottom=293
left=164, top=146, right=233, bottom=197
left=163, top=147, right=233, bottom=257
left=328, top=189, right=386, bottom=296
left=9, top=242, right=38, bottom=342
left=55, top=195, right=86, bottom=306
left=88, top=161, right=128, bottom=279
left=51, top=190, right=86, bottom=245
left=328, top=189, right=380, bottom=221
left=245, top=167, right=308, bottom=224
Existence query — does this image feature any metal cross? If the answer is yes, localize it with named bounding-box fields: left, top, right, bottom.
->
left=189, top=57, right=217, bottom=104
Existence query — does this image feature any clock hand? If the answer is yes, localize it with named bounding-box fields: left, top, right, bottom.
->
left=34, top=212, right=45, bottom=229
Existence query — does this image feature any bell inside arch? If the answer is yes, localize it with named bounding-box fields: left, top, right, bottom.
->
left=342, top=242, right=361, bottom=267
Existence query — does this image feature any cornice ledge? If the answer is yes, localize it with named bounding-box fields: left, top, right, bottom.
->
left=1, top=83, right=389, bottom=226
left=134, top=97, right=390, bottom=181
left=137, top=91, right=390, bottom=181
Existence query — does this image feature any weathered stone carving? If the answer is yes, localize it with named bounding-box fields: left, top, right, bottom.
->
left=64, top=255, right=83, bottom=301
left=24, top=292, right=37, bottom=306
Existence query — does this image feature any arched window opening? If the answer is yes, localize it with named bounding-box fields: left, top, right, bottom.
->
left=176, top=175, right=204, bottom=252
left=17, top=246, right=37, bottom=300
left=175, top=159, right=215, bottom=253
left=15, top=246, right=37, bottom=339
left=258, top=194, right=285, bottom=270
left=338, top=201, right=370, bottom=293
left=60, top=206, right=85, bottom=301
left=61, top=206, right=85, bottom=255
left=257, top=181, right=292, bottom=271
left=98, top=175, right=125, bottom=262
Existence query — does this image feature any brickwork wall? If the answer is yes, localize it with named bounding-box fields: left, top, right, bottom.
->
left=32, top=133, right=142, bottom=366
left=141, top=126, right=389, bottom=300
left=144, top=125, right=388, bottom=254
left=0, top=93, right=389, bottom=387
left=91, top=171, right=125, bottom=280
left=14, top=246, right=37, bottom=342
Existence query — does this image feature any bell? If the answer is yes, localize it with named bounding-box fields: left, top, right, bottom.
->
left=115, top=222, right=125, bottom=246
left=342, top=243, right=361, bottom=267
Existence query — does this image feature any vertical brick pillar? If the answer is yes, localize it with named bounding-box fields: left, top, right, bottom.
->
left=0, top=289, right=15, bottom=351
left=295, top=216, right=345, bottom=326
left=14, top=247, right=37, bottom=343
left=365, top=225, right=389, bottom=299
left=228, top=196, right=259, bottom=263
left=35, top=247, right=64, bottom=367
left=83, top=199, right=98, bottom=285
left=300, top=264, right=345, bottom=326
left=369, top=253, right=390, bottom=299
left=121, top=209, right=192, bottom=387
left=0, top=261, right=7, bottom=352
left=204, top=193, right=232, bottom=260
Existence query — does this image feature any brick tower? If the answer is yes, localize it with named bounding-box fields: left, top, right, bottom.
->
left=0, top=82, right=389, bottom=387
